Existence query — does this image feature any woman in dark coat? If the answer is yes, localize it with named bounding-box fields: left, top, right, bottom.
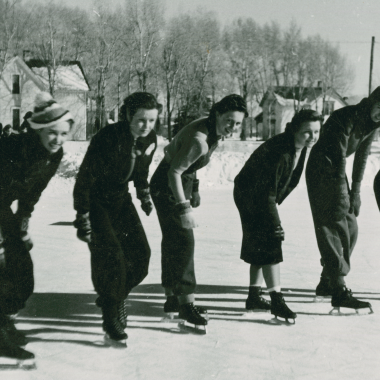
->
left=150, top=95, right=248, bottom=329
left=234, top=110, right=322, bottom=322
left=0, top=92, right=73, bottom=363
left=73, top=92, right=161, bottom=346
left=306, top=87, right=380, bottom=313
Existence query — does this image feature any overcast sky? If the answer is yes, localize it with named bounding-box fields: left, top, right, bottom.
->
left=59, top=0, right=380, bottom=97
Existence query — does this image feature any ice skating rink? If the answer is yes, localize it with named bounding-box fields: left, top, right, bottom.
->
left=2, top=145, right=380, bottom=380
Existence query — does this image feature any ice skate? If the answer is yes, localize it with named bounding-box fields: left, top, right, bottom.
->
left=4, top=315, right=27, bottom=346
left=270, top=291, right=297, bottom=323
left=0, top=326, right=35, bottom=370
left=177, top=303, right=208, bottom=334
left=102, top=318, right=128, bottom=348
left=329, top=287, right=373, bottom=316
left=245, top=292, right=271, bottom=313
left=314, top=277, right=333, bottom=303
left=117, top=299, right=128, bottom=329
left=161, top=296, right=209, bottom=322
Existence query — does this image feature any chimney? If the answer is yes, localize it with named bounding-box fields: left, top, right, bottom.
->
left=23, top=50, right=32, bottom=62
left=317, top=80, right=322, bottom=88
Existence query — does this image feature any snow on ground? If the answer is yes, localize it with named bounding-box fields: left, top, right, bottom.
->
left=2, top=140, right=380, bottom=379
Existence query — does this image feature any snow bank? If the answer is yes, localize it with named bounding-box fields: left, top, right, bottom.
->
left=51, top=138, right=380, bottom=195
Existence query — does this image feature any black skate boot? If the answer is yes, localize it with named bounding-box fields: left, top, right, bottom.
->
left=4, top=315, right=27, bottom=346
left=314, top=277, right=333, bottom=302
left=245, top=287, right=271, bottom=313
left=270, top=291, right=297, bottom=323
left=117, top=299, right=128, bottom=329
left=178, top=303, right=208, bottom=333
left=163, top=296, right=208, bottom=320
left=0, top=324, right=35, bottom=369
left=330, top=287, right=373, bottom=315
left=102, top=318, right=128, bottom=347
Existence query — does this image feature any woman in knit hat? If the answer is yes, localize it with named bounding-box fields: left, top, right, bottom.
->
left=150, top=94, right=248, bottom=332
left=0, top=92, right=73, bottom=365
left=73, top=92, right=161, bottom=347
left=234, top=109, right=322, bottom=323
left=307, top=87, right=380, bottom=314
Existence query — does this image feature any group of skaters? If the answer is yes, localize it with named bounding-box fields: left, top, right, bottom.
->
left=0, top=87, right=379, bottom=363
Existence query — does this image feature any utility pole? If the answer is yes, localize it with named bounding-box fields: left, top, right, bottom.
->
left=369, top=36, right=375, bottom=95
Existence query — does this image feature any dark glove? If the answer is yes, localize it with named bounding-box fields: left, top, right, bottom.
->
left=273, top=225, right=285, bottom=241
left=16, top=214, right=33, bottom=251
left=137, top=188, right=154, bottom=216
left=349, top=181, right=361, bottom=217
left=74, top=213, right=92, bottom=243
left=332, top=181, right=350, bottom=221
left=174, top=201, right=198, bottom=229
left=190, top=179, right=200, bottom=208
left=0, top=226, right=5, bottom=270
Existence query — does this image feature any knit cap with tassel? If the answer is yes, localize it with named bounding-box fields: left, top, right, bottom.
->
left=28, top=92, right=74, bottom=129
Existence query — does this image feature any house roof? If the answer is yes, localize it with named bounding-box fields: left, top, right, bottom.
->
left=25, top=59, right=90, bottom=92
left=260, top=86, right=348, bottom=107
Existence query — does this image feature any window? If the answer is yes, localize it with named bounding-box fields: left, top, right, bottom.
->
left=12, top=108, right=20, bottom=130
left=323, top=101, right=334, bottom=116
left=12, top=74, right=20, bottom=94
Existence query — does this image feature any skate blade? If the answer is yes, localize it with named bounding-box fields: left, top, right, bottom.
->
left=0, top=358, right=36, bottom=370
left=178, top=321, right=207, bottom=335
left=329, top=307, right=374, bottom=316
left=104, top=334, right=127, bottom=348
left=270, top=316, right=296, bottom=325
left=245, top=309, right=271, bottom=314
left=160, top=313, right=182, bottom=323
left=313, top=295, right=331, bottom=303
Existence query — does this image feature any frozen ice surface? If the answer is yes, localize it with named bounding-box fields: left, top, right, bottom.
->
left=3, top=145, right=380, bottom=379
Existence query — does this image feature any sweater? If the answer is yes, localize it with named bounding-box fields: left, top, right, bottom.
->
left=73, top=121, right=157, bottom=214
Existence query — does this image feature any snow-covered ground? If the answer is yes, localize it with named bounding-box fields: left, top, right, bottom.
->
left=2, top=141, right=380, bottom=379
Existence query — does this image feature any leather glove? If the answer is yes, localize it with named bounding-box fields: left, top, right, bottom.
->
left=273, top=225, right=285, bottom=241
left=190, top=179, right=201, bottom=208
left=137, top=188, right=154, bottom=216
left=0, top=226, right=5, bottom=270
left=174, top=201, right=198, bottom=229
left=332, top=181, right=350, bottom=221
left=349, top=181, right=361, bottom=217
left=16, top=214, right=33, bottom=251
left=74, top=213, right=92, bottom=243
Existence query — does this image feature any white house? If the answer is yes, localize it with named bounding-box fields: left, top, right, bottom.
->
left=258, top=86, right=348, bottom=140
left=0, top=56, right=90, bottom=140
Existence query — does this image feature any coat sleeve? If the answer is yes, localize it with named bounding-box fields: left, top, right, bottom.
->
left=73, top=136, right=105, bottom=214
left=352, top=129, right=377, bottom=185
left=323, top=110, right=351, bottom=185
left=133, top=132, right=157, bottom=192
left=17, top=152, right=63, bottom=218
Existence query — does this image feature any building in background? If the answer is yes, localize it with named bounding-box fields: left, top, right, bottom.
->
left=0, top=55, right=90, bottom=140
left=258, top=86, right=348, bottom=140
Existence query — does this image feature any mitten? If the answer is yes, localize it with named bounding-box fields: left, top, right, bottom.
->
left=273, top=225, right=285, bottom=241
left=74, top=213, right=92, bottom=243
left=190, top=179, right=201, bottom=208
left=332, top=181, right=350, bottom=221
left=174, top=201, right=198, bottom=229
left=349, top=181, right=361, bottom=217
left=137, top=188, right=154, bottom=216
left=16, top=215, right=33, bottom=251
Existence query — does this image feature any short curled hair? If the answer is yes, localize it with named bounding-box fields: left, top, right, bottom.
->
left=285, top=109, right=323, bottom=135
left=210, top=94, right=249, bottom=121
left=119, top=92, right=163, bottom=122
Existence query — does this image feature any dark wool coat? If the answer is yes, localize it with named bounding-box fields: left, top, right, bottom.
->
left=234, top=132, right=307, bottom=265
left=73, top=121, right=157, bottom=214
left=234, top=132, right=307, bottom=228
left=307, top=87, right=380, bottom=220
left=0, top=131, right=63, bottom=217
